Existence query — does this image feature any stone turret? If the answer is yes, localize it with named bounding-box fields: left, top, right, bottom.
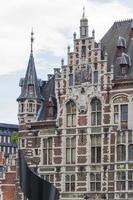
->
left=17, top=31, right=44, bottom=124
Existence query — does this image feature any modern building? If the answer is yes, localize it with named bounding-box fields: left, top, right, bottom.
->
left=0, top=123, right=18, bottom=159
left=17, top=9, right=133, bottom=200
left=0, top=123, right=18, bottom=200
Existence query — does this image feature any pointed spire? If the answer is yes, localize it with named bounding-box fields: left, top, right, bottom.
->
left=80, top=6, right=88, bottom=38
left=31, top=29, right=34, bottom=54
left=17, top=31, right=43, bottom=101
left=82, top=6, right=85, bottom=18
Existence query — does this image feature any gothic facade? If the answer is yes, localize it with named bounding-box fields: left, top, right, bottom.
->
left=17, top=11, right=133, bottom=200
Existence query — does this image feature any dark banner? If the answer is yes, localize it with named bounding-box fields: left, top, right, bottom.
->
left=19, top=150, right=59, bottom=200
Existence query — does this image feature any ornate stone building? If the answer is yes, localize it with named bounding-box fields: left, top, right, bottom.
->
left=17, top=10, right=133, bottom=200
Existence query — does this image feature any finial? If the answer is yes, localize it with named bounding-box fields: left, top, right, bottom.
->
left=61, top=58, right=64, bottom=66
left=82, top=6, right=85, bottom=18
left=73, top=32, right=76, bottom=40
left=67, top=45, right=70, bottom=53
left=92, top=29, right=95, bottom=37
left=31, top=29, right=34, bottom=53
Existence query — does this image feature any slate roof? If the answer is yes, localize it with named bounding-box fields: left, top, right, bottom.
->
left=37, top=76, right=57, bottom=121
left=17, top=52, right=44, bottom=101
left=101, top=19, right=133, bottom=79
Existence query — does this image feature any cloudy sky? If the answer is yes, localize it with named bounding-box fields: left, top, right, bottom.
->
left=0, top=0, right=133, bottom=124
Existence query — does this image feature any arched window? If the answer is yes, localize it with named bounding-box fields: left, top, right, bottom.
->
left=113, top=95, right=128, bottom=129
left=66, top=101, right=76, bottom=127
left=128, top=144, right=133, bottom=161
left=117, top=144, right=126, bottom=161
left=91, top=98, right=101, bottom=126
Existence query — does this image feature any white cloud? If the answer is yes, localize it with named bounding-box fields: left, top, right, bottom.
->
left=0, top=0, right=132, bottom=75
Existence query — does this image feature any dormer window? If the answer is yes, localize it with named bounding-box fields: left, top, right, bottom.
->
left=47, top=107, right=54, bottom=117
left=121, top=65, right=127, bottom=75
left=28, top=84, right=34, bottom=94
left=46, top=96, right=56, bottom=119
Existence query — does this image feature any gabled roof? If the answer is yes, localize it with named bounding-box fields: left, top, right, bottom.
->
left=101, top=19, right=133, bottom=79
left=17, top=52, right=44, bottom=101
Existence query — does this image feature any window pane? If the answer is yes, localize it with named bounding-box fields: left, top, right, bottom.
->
left=91, top=101, right=96, bottom=111
left=97, top=112, right=101, bottom=125
left=114, top=105, right=119, bottom=112
left=65, top=183, right=70, bottom=191
left=66, top=175, right=70, bottom=181
left=71, top=175, right=75, bottom=181
left=48, top=138, right=52, bottom=147
left=71, top=137, right=76, bottom=147
left=66, top=138, right=70, bottom=147
left=91, top=147, right=95, bottom=163
left=67, top=115, right=72, bottom=127
left=117, top=181, right=125, bottom=190
left=114, top=113, right=119, bottom=124
left=94, top=71, right=98, bottom=83
left=128, top=171, right=133, bottom=180
left=128, top=132, right=132, bottom=143
left=72, top=115, right=76, bottom=126
left=71, top=183, right=75, bottom=191
left=122, top=133, right=126, bottom=143
left=128, top=181, right=133, bottom=190
left=90, top=182, right=95, bottom=191
left=91, top=136, right=95, bottom=146
left=97, top=147, right=101, bottom=163
left=96, top=135, right=101, bottom=145
left=96, top=174, right=101, bottom=181
left=69, top=74, right=73, bottom=86
left=48, top=149, right=52, bottom=164
left=66, top=149, right=70, bottom=164
left=91, top=113, right=96, bottom=125
left=121, top=104, right=128, bottom=122
left=96, top=182, right=101, bottom=191
left=71, top=148, right=76, bottom=163
left=90, top=173, right=95, bottom=181
left=129, top=144, right=133, bottom=161
left=43, top=149, right=47, bottom=165
left=117, top=145, right=126, bottom=161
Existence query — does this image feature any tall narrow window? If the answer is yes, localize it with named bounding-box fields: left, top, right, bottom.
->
left=66, top=101, right=76, bottom=127
left=113, top=96, right=129, bottom=129
left=128, top=171, right=133, bottom=190
left=90, top=173, right=101, bottom=191
left=91, top=98, right=101, bottom=126
left=20, top=103, right=24, bottom=113
left=65, top=175, right=75, bottom=192
left=69, top=74, right=73, bottom=86
left=121, top=104, right=128, bottom=122
left=91, top=135, right=101, bottom=163
left=43, top=138, right=52, bottom=165
left=117, top=132, right=126, bottom=161
left=66, top=137, right=76, bottom=164
left=116, top=171, right=126, bottom=190
left=94, top=71, right=98, bottom=83
left=128, top=144, right=133, bottom=161
left=81, top=46, right=86, bottom=57
left=117, top=145, right=126, bottom=161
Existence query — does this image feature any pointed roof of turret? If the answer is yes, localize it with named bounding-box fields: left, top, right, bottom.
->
left=17, top=31, right=43, bottom=101
left=80, top=6, right=88, bottom=21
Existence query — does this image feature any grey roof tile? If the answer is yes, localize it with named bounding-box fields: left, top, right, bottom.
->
left=17, top=52, right=44, bottom=101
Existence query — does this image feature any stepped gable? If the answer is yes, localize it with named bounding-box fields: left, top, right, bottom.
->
left=101, top=19, right=133, bottom=80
